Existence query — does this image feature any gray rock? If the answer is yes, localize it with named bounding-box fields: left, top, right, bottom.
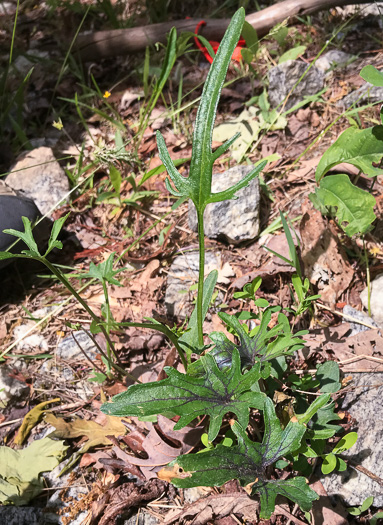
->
left=360, top=274, right=383, bottom=327
left=268, top=60, right=324, bottom=110
left=322, top=372, right=383, bottom=506
left=342, top=305, right=378, bottom=336
left=315, top=50, right=354, bottom=73
left=12, top=305, right=56, bottom=352
left=12, top=50, right=50, bottom=77
left=43, top=462, right=89, bottom=524
left=338, top=82, right=383, bottom=109
left=337, top=2, right=383, bottom=17
left=188, top=165, right=260, bottom=244
left=165, top=251, right=221, bottom=318
left=0, top=508, right=44, bottom=525
left=57, top=330, right=98, bottom=361
left=0, top=365, right=30, bottom=407
left=6, top=147, right=70, bottom=216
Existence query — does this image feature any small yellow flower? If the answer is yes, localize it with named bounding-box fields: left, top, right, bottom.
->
left=52, top=118, right=63, bottom=130
left=103, top=90, right=111, bottom=99
left=370, top=245, right=382, bottom=257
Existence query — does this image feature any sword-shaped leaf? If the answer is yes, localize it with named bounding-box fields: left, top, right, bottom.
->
left=156, top=8, right=266, bottom=211
left=159, top=397, right=318, bottom=518
left=101, top=348, right=265, bottom=441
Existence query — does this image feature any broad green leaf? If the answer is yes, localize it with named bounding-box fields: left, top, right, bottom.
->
left=242, top=21, right=258, bottom=54
left=360, top=65, right=383, bottom=86
left=316, top=361, right=341, bottom=393
left=310, top=174, right=376, bottom=237
left=108, top=164, right=122, bottom=195
left=296, top=394, right=331, bottom=424
left=315, top=126, right=383, bottom=181
left=233, top=276, right=262, bottom=300
left=3, top=216, right=40, bottom=257
left=332, top=432, right=358, bottom=454
left=370, top=511, right=383, bottom=524
left=81, top=252, right=123, bottom=286
left=336, top=457, right=347, bottom=471
left=241, top=48, right=254, bottom=64
left=347, top=506, right=362, bottom=516
left=159, top=398, right=317, bottom=518
left=278, top=45, right=306, bottom=64
left=101, top=348, right=265, bottom=441
left=178, top=270, right=218, bottom=356
left=0, top=437, right=68, bottom=505
left=321, top=452, right=337, bottom=474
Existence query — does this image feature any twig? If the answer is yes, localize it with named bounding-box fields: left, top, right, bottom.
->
left=275, top=504, right=308, bottom=525
left=343, top=459, right=383, bottom=488
left=0, top=417, right=22, bottom=428
left=316, top=303, right=379, bottom=331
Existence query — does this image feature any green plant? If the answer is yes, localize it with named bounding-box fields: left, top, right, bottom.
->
left=310, top=65, right=383, bottom=235
left=99, top=9, right=354, bottom=519
left=0, top=216, right=130, bottom=379
left=348, top=496, right=374, bottom=517
left=310, top=64, right=383, bottom=316
left=264, top=211, right=320, bottom=318
left=0, top=8, right=356, bottom=519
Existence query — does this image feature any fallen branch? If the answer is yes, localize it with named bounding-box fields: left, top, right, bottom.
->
left=74, top=0, right=374, bottom=61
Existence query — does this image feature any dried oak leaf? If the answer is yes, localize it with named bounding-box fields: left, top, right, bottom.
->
left=45, top=412, right=126, bottom=454
left=111, top=415, right=203, bottom=480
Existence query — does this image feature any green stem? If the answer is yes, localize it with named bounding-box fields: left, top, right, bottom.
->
left=42, top=259, right=140, bottom=381
left=196, top=207, right=206, bottom=348
left=102, top=280, right=113, bottom=377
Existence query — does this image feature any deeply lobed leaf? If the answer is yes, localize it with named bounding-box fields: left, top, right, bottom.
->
left=201, top=310, right=306, bottom=372
left=101, top=348, right=265, bottom=441
left=159, top=398, right=318, bottom=517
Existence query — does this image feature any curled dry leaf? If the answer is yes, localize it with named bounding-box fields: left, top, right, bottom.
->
left=111, top=415, right=204, bottom=480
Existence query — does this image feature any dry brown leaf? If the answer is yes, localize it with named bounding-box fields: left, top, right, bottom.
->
left=310, top=479, right=348, bottom=525
left=129, top=259, right=161, bottom=293
left=164, top=493, right=258, bottom=525
left=300, top=200, right=354, bottom=305
left=45, top=412, right=127, bottom=454
left=111, top=415, right=203, bottom=480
